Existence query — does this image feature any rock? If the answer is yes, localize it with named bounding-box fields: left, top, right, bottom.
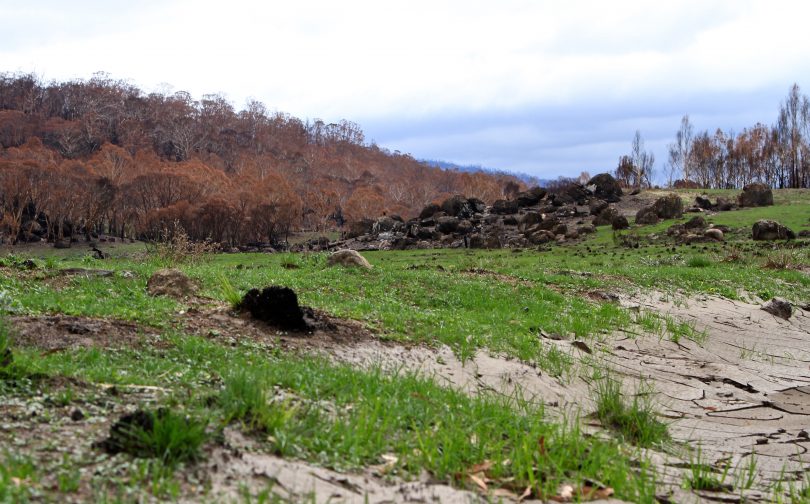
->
left=586, top=173, right=623, bottom=203
left=611, top=215, right=630, bottom=230
left=564, top=184, right=590, bottom=205
left=715, top=197, right=734, bottom=211
left=799, top=230, right=810, bottom=238
left=419, top=203, right=441, bottom=219
left=70, top=408, right=85, bottom=421
left=503, top=215, right=519, bottom=226
left=635, top=206, right=659, bottom=225
left=147, top=269, right=197, bottom=298
left=373, top=216, right=399, bottom=233
left=695, top=195, right=713, bottom=209
left=577, top=224, right=596, bottom=234
left=435, top=216, right=460, bottom=234
left=684, top=216, right=706, bottom=229
left=468, top=233, right=501, bottom=249
left=467, top=198, right=487, bottom=214
left=652, top=194, right=684, bottom=219
left=491, top=199, right=519, bottom=215
left=440, top=195, right=473, bottom=218
left=704, top=228, right=724, bottom=241
left=738, top=183, right=774, bottom=207
left=520, top=211, right=543, bottom=228
left=593, top=207, right=619, bottom=226
left=527, top=230, right=555, bottom=244
left=589, top=199, right=609, bottom=216
left=551, top=223, right=568, bottom=236
left=538, top=217, right=560, bottom=231
left=345, top=219, right=374, bottom=238
left=762, top=297, right=792, bottom=320
left=54, top=239, right=71, bottom=249
left=752, top=220, right=796, bottom=240
left=327, top=249, right=372, bottom=269
left=516, top=187, right=546, bottom=207
left=238, top=286, right=311, bottom=331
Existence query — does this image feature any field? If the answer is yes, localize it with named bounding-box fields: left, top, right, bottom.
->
left=1, top=189, right=809, bottom=503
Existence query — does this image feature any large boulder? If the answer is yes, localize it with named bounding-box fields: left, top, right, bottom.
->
left=373, top=216, right=400, bottom=233
left=418, top=203, right=441, bottom=219
left=491, top=199, right=519, bottom=215
left=738, top=183, right=773, bottom=207
left=635, top=206, right=659, bottom=225
left=611, top=215, right=630, bottom=230
left=752, top=220, right=795, bottom=240
left=589, top=199, right=609, bottom=216
left=586, top=173, right=623, bottom=203
left=441, top=195, right=472, bottom=218
left=345, top=219, right=374, bottom=238
left=516, top=187, right=547, bottom=207
left=520, top=211, right=543, bottom=228
left=147, top=268, right=197, bottom=298
left=436, top=216, right=460, bottom=234
left=652, top=194, right=684, bottom=219
left=593, top=207, right=619, bottom=226
left=327, top=249, right=373, bottom=269
left=695, top=195, right=713, bottom=210
left=467, top=198, right=487, bottom=214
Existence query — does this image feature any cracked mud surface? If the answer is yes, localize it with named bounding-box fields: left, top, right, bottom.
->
left=321, top=293, right=810, bottom=501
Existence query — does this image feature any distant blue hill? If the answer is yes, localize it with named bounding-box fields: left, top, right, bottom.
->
left=421, top=159, right=547, bottom=187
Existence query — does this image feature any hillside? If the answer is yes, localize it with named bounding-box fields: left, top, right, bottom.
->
left=0, top=73, right=524, bottom=247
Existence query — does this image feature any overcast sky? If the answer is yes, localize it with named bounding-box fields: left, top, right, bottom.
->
left=2, top=0, right=810, bottom=180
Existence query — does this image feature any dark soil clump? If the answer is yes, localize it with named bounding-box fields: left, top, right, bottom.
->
left=237, top=286, right=313, bottom=331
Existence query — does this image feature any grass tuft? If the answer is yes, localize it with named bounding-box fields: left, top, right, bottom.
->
left=106, top=408, right=208, bottom=467
left=594, top=376, right=669, bottom=448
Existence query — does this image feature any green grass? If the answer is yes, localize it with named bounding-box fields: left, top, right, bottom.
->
left=211, top=358, right=656, bottom=500
left=593, top=376, right=670, bottom=448
left=684, top=445, right=731, bottom=492
left=0, top=452, right=39, bottom=503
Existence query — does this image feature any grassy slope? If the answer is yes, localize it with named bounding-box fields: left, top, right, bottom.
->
left=1, top=189, right=808, bottom=502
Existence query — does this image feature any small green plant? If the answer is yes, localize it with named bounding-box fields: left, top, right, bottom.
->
left=686, top=255, right=712, bottom=268
left=0, top=452, right=39, bottom=502
left=112, top=409, right=208, bottom=467
left=764, top=250, right=801, bottom=270
left=594, top=376, right=669, bottom=448
left=218, top=274, right=243, bottom=308
left=734, top=454, right=758, bottom=492
left=57, top=467, right=81, bottom=493
left=685, top=445, right=731, bottom=492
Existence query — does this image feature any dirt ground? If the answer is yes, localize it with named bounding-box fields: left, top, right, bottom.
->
left=4, top=286, right=810, bottom=502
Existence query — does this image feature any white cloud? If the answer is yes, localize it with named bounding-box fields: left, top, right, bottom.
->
left=2, top=0, right=810, bottom=177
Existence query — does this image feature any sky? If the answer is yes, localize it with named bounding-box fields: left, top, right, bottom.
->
left=2, top=0, right=810, bottom=181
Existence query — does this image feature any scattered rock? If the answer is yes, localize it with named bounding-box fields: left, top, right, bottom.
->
left=762, top=297, right=792, bottom=320
left=635, top=206, right=659, bottom=225
left=704, top=228, right=724, bottom=241
left=237, top=286, right=311, bottom=331
left=738, top=183, right=774, bottom=207
left=147, top=269, right=197, bottom=298
left=586, top=173, right=623, bottom=203
left=611, top=215, right=630, bottom=230
left=695, top=195, right=713, bottom=209
left=418, top=203, right=441, bottom=220
left=491, top=199, right=519, bottom=215
left=70, top=408, right=85, bottom=421
left=715, top=197, right=734, bottom=211
left=593, top=207, right=619, bottom=226
left=652, top=194, right=684, bottom=219
left=327, top=249, right=372, bottom=269
left=589, top=199, right=609, bottom=216
left=684, top=216, right=706, bottom=229
left=435, top=216, right=460, bottom=234
left=516, top=187, right=546, bottom=207
left=752, top=220, right=796, bottom=241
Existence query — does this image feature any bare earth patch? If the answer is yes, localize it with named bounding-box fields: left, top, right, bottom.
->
left=10, top=314, right=164, bottom=350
